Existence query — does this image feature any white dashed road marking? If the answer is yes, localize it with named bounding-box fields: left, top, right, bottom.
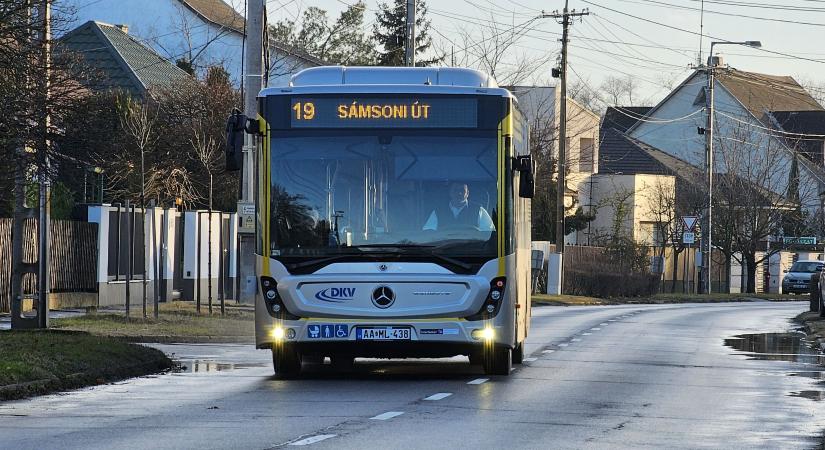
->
left=591, top=327, right=601, bottom=331
left=582, top=333, right=592, bottom=336
left=600, top=323, right=609, bottom=326
left=424, top=393, right=452, bottom=401
left=523, top=357, right=538, bottom=362
left=467, top=378, right=489, bottom=385
left=542, top=349, right=555, bottom=354
left=558, top=343, right=569, bottom=347
left=371, top=411, right=404, bottom=421
left=571, top=338, right=582, bottom=342
left=289, top=434, right=337, bottom=446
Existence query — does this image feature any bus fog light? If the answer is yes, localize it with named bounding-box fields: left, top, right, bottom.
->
left=272, top=326, right=285, bottom=340
left=286, top=328, right=296, bottom=339
left=486, top=304, right=496, bottom=313
left=471, top=328, right=495, bottom=341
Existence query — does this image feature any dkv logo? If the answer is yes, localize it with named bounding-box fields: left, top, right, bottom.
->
left=314, top=287, right=356, bottom=303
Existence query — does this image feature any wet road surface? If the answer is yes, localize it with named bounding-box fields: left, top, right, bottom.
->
left=2, top=302, right=824, bottom=449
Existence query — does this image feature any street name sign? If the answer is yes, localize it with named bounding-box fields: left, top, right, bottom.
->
left=783, top=236, right=817, bottom=246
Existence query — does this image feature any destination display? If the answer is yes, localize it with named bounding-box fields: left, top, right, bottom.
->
left=289, top=97, right=478, bottom=128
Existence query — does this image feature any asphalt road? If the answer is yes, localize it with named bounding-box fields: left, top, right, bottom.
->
left=2, top=302, right=824, bottom=449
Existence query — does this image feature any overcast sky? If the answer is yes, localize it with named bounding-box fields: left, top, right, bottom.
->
left=230, top=0, right=825, bottom=106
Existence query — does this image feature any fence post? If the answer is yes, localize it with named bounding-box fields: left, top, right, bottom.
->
left=219, top=213, right=225, bottom=316
left=151, top=203, right=159, bottom=319
left=196, top=211, right=201, bottom=315
left=125, top=200, right=131, bottom=318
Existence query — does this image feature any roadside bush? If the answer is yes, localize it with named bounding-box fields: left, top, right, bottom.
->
left=564, top=269, right=660, bottom=298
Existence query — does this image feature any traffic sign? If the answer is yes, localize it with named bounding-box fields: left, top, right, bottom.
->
left=682, top=232, right=695, bottom=244
left=682, top=216, right=699, bottom=231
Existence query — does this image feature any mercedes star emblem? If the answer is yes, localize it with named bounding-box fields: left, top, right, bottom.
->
left=371, top=286, right=395, bottom=308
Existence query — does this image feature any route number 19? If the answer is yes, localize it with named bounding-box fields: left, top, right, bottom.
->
left=293, top=102, right=315, bottom=120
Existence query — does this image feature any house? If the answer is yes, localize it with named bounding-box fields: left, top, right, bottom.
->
left=59, top=21, right=191, bottom=97
left=627, top=65, right=825, bottom=216
left=506, top=86, right=601, bottom=245
left=58, top=0, right=323, bottom=86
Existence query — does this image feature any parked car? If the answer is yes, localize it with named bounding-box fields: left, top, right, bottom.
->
left=783, top=260, right=824, bottom=294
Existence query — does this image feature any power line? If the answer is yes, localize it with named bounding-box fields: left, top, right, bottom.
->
left=581, top=0, right=825, bottom=65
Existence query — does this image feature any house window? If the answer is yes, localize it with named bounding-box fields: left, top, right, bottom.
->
left=579, top=137, right=594, bottom=172
left=639, top=221, right=665, bottom=246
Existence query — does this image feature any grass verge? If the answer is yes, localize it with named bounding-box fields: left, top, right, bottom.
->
left=0, top=330, right=173, bottom=401
left=533, top=292, right=803, bottom=306
left=51, top=301, right=254, bottom=343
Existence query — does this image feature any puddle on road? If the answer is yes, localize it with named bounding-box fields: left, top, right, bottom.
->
left=176, top=360, right=266, bottom=373
left=725, top=332, right=825, bottom=402
left=724, top=332, right=825, bottom=365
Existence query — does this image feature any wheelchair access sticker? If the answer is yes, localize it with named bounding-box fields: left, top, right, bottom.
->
left=307, top=324, right=348, bottom=339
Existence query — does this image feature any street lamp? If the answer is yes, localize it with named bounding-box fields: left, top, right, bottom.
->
left=704, top=40, right=761, bottom=294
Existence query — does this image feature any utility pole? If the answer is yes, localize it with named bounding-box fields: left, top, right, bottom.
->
left=701, top=40, right=760, bottom=294
left=238, top=0, right=265, bottom=304
left=405, top=0, right=416, bottom=67
left=543, top=1, right=588, bottom=295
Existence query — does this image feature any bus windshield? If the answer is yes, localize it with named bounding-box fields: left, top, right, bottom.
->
left=268, top=133, right=499, bottom=261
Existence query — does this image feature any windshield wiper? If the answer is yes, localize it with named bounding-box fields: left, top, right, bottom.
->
left=349, top=244, right=434, bottom=250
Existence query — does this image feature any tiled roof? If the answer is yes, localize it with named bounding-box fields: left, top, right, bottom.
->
left=59, top=21, right=190, bottom=97
left=601, top=106, right=652, bottom=134
left=598, top=128, right=671, bottom=175
left=178, top=0, right=245, bottom=34
left=718, top=70, right=824, bottom=121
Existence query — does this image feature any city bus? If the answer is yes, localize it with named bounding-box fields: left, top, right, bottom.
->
left=227, top=66, right=534, bottom=377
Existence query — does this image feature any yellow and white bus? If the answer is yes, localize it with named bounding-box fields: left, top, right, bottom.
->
left=228, top=66, right=534, bottom=377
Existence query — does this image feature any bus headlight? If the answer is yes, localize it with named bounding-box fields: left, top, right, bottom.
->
left=466, top=277, right=507, bottom=321
left=260, top=276, right=300, bottom=320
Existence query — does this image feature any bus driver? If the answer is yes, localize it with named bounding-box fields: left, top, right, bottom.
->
left=422, top=182, right=495, bottom=231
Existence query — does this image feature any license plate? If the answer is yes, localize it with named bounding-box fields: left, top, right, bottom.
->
left=356, top=327, right=411, bottom=340
left=795, top=284, right=807, bottom=288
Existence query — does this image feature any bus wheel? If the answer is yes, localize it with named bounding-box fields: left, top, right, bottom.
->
left=512, top=342, right=524, bottom=364
left=468, top=351, right=483, bottom=366
left=483, top=347, right=512, bottom=376
left=272, top=345, right=302, bottom=379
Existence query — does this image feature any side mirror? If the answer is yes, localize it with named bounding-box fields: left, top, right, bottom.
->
left=517, top=155, right=535, bottom=199
left=225, top=110, right=247, bottom=172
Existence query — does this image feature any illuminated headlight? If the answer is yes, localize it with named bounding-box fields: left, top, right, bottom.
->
left=472, top=327, right=496, bottom=341
left=272, top=326, right=285, bottom=340
left=265, top=290, right=277, bottom=300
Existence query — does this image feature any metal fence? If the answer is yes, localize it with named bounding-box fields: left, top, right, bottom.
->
left=0, top=219, right=98, bottom=313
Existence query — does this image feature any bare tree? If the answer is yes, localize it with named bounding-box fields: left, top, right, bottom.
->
left=600, top=74, right=640, bottom=107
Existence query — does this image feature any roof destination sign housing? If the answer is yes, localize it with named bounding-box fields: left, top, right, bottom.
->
left=289, top=97, right=478, bottom=128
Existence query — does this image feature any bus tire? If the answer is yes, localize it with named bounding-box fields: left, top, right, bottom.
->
left=483, top=347, right=512, bottom=376
left=810, top=273, right=820, bottom=312
left=272, top=345, right=302, bottom=379
left=512, top=342, right=524, bottom=364
left=468, top=351, right=483, bottom=366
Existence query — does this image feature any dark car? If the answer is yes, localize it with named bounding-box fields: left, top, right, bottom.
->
left=783, top=260, right=824, bottom=294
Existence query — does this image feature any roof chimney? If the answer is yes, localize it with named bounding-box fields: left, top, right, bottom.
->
left=115, top=24, right=128, bottom=34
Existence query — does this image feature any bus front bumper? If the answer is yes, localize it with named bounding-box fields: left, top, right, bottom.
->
left=257, top=319, right=509, bottom=357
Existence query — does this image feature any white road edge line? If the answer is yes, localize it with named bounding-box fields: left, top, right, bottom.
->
left=467, top=378, right=489, bottom=385
left=371, top=411, right=404, bottom=420
left=424, top=392, right=453, bottom=401
left=289, top=434, right=337, bottom=446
